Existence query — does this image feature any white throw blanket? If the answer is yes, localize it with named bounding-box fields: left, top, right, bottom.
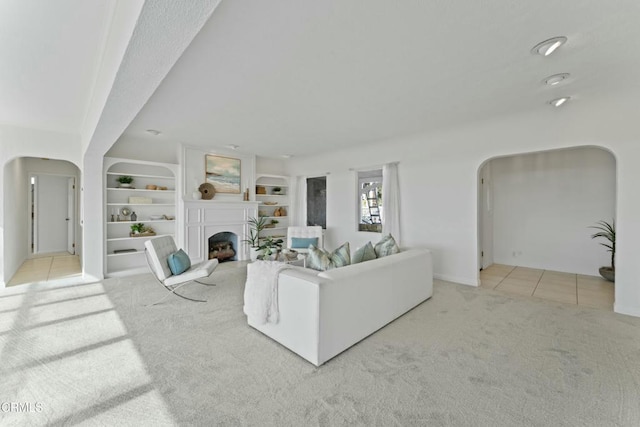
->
left=243, top=261, right=291, bottom=325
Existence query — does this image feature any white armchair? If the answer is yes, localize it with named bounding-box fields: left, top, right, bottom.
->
left=144, top=235, right=218, bottom=305
left=286, top=226, right=324, bottom=254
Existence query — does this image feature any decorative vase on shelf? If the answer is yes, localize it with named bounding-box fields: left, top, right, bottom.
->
left=192, top=179, right=202, bottom=200
left=131, top=212, right=137, bottom=221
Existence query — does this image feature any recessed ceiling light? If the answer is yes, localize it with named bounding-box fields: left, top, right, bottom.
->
left=531, top=36, right=567, bottom=56
left=543, top=73, right=570, bottom=86
left=281, top=154, right=293, bottom=159
left=549, top=96, right=570, bottom=107
left=146, top=129, right=161, bottom=136
left=225, top=144, right=239, bottom=150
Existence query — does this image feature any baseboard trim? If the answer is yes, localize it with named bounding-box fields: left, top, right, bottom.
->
left=434, top=273, right=478, bottom=287
left=614, top=303, right=640, bottom=318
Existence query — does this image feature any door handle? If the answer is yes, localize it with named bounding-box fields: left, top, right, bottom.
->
left=65, top=218, right=70, bottom=221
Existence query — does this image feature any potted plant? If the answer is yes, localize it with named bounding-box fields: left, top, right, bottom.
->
left=590, top=219, right=615, bottom=282
left=270, top=219, right=279, bottom=227
left=257, top=236, right=284, bottom=261
left=242, top=216, right=267, bottom=261
left=117, top=175, right=134, bottom=188
left=130, top=223, right=154, bottom=237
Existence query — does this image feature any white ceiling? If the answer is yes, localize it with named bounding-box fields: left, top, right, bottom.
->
left=3, top=1, right=640, bottom=158
left=0, top=0, right=116, bottom=133
left=120, top=0, right=640, bottom=158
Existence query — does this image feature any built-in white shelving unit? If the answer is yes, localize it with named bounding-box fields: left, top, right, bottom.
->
left=255, top=174, right=290, bottom=243
left=104, top=158, right=178, bottom=277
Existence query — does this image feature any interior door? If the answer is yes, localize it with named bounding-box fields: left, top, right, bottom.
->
left=480, top=164, right=494, bottom=269
left=35, top=175, right=69, bottom=254
left=67, top=177, right=75, bottom=254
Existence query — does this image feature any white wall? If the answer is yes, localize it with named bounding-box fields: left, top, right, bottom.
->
left=106, top=135, right=181, bottom=164
left=3, top=158, right=29, bottom=282
left=256, top=156, right=286, bottom=175
left=180, top=145, right=255, bottom=201
left=488, top=147, right=615, bottom=275
left=286, top=100, right=640, bottom=317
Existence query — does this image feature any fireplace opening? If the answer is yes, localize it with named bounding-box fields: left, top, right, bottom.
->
left=208, top=232, right=238, bottom=262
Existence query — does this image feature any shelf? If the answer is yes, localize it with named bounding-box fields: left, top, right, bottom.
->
left=106, top=206, right=175, bottom=209
left=107, top=188, right=175, bottom=193
left=259, top=203, right=289, bottom=207
left=107, top=251, right=144, bottom=257
left=256, top=184, right=289, bottom=188
left=261, top=227, right=287, bottom=231
left=106, top=159, right=178, bottom=278
left=107, top=220, right=175, bottom=224
left=256, top=194, right=288, bottom=198
left=107, top=172, right=174, bottom=180
left=261, top=216, right=288, bottom=219
left=107, top=233, right=174, bottom=242
left=105, top=266, right=149, bottom=278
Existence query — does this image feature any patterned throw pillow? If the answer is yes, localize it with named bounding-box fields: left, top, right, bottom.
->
left=290, top=237, right=319, bottom=249
left=352, top=241, right=377, bottom=264
left=307, top=242, right=351, bottom=271
left=167, top=249, right=191, bottom=275
left=374, top=234, right=400, bottom=258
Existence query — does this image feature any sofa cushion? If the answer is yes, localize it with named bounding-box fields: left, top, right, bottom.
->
left=167, top=249, right=191, bottom=275
left=374, top=234, right=400, bottom=258
left=352, top=241, right=377, bottom=264
left=290, top=237, right=319, bottom=249
left=307, top=242, right=351, bottom=271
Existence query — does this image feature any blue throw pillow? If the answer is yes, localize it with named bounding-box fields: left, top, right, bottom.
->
left=290, top=237, right=319, bottom=249
left=167, top=249, right=191, bottom=275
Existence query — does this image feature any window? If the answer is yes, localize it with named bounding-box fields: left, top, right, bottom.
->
left=358, top=170, right=382, bottom=232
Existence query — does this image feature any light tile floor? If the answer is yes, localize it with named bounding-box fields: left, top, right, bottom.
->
left=7, top=254, right=81, bottom=287
left=480, top=264, right=614, bottom=310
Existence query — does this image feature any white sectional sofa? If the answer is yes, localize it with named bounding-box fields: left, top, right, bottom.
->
left=247, top=248, right=433, bottom=366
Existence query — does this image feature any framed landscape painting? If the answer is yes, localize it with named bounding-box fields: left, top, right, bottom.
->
left=205, top=155, right=241, bottom=194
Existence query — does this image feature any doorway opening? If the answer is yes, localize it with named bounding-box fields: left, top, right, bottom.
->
left=3, top=157, right=82, bottom=286
left=477, top=146, right=616, bottom=309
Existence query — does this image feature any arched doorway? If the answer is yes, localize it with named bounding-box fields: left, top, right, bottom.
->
left=3, top=157, right=82, bottom=286
left=477, top=146, right=616, bottom=309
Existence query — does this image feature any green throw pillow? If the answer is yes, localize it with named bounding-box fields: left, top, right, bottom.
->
left=307, top=242, right=351, bottom=271
left=352, top=241, right=376, bottom=264
left=374, top=234, right=400, bottom=258
left=167, top=249, right=191, bottom=275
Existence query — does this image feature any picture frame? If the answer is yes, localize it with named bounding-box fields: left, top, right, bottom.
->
left=205, top=154, right=241, bottom=194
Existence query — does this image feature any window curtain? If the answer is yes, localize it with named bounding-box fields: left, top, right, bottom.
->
left=291, top=175, right=307, bottom=227
left=382, top=163, right=400, bottom=243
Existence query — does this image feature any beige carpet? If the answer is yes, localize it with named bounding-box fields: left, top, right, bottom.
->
left=1, top=262, right=640, bottom=426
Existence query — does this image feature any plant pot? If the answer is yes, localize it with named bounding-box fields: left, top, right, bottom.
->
left=249, top=247, right=261, bottom=261
left=119, top=183, right=132, bottom=188
left=599, top=266, right=615, bottom=282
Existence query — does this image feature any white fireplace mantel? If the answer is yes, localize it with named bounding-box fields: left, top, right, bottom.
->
left=183, top=200, right=259, bottom=263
